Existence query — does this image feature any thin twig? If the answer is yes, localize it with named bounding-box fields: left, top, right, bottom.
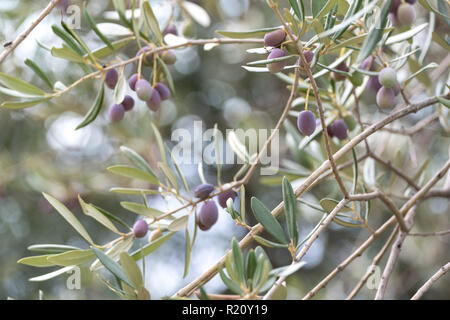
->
left=0, top=0, right=61, bottom=64
left=411, top=262, right=450, bottom=300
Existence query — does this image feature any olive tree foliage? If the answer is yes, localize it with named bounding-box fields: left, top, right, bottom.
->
left=2, top=0, right=450, bottom=300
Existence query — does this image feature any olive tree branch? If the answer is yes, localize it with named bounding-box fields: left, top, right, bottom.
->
left=0, top=0, right=61, bottom=64
left=176, top=94, right=447, bottom=298
left=411, top=262, right=450, bottom=300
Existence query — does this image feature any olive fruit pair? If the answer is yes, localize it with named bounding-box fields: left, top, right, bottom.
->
left=376, top=67, right=400, bottom=109
left=194, top=183, right=237, bottom=231
left=389, top=0, right=416, bottom=27
left=108, top=95, right=135, bottom=122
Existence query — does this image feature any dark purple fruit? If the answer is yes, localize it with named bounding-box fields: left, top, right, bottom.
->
left=154, top=82, right=171, bottom=101
left=264, top=29, right=286, bottom=47
left=329, top=119, right=348, bottom=140
left=367, top=76, right=382, bottom=92
left=397, top=3, right=415, bottom=26
left=376, top=87, right=395, bottom=109
left=194, top=183, right=215, bottom=199
left=121, top=95, right=135, bottom=111
left=109, top=104, right=125, bottom=122
left=391, top=0, right=402, bottom=13
left=128, top=73, right=140, bottom=91
left=198, top=201, right=218, bottom=231
left=136, top=46, right=153, bottom=64
left=218, top=189, right=237, bottom=208
left=297, top=110, right=317, bottom=136
left=267, top=48, right=287, bottom=74
left=162, top=50, right=177, bottom=65
left=105, top=69, right=118, bottom=89
left=331, top=62, right=349, bottom=81
left=146, top=89, right=161, bottom=111
left=133, top=219, right=148, bottom=238
left=135, top=79, right=153, bottom=101
left=361, top=56, right=374, bottom=70
left=405, top=0, right=417, bottom=4
left=163, top=24, right=178, bottom=36
left=299, top=50, right=314, bottom=68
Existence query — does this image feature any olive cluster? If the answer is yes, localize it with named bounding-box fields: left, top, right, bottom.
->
left=389, top=0, right=417, bottom=27
left=362, top=56, right=401, bottom=109
left=104, top=45, right=177, bottom=122
left=264, top=29, right=288, bottom=73
left=193, top=183, right=237, bottom=231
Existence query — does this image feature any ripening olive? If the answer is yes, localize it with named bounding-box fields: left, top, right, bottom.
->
left=105, top=69, right=118, bottom=89
left=108, top=104, right=125, bottom=122
left=367, top=76, right=382, bottom=92
left=397, top=3, right=416, bottom=26
left=297, top=110, right=317, bottom=136
left=162, top=50, right=177, bottom=65
left=146, top=89, right=161, bottom=111
left=194, top=183, right=215, bottom=199
left=128, top=73, right=140, bottom=91
left=133, top=219, right=148, bottom=238
left=135, top=79, right=153, bottom=101
left=264, top=29, right=286, bottom=48
left=331, top=62, right=349, bottom=81
left=121, top=95, right=135, bottom=111
left=154, top=82, right=171, bottom=101
left=267, top=48, right=287, bottom=74
left=136, top=46, right=153, bottom=65
left=218, top=189, right=237, bottom=208
left=329, top=119, right=348, bottom=140
left=198, top=201, right=218, bottom=231
left=378, top=67, right=397, bottom=88
left=376, top=87, right=395, bottom=109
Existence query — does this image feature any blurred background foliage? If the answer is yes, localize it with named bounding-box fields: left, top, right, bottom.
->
left=0, top=0, right=449, bottom=299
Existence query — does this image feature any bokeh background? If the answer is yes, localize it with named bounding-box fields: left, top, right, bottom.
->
left=0, top=0, right=449, bottom=300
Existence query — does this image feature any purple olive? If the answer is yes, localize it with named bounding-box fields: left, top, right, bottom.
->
left=389, top=12, right=400, bottom=27
left=121, top=95, right=135, bottom=111
left=376, top=87, right=395, bottom=109
left=391, top=0, right=402, bottom=13
left=267, top=48, right=287, bottom=74
left=378, top=67, right=397, bottom=88
left=327, top=125, right=335, bottom=138
left=405, top=0, right=417, bottom=4
left=397, top=3, right=416, bottom=26
left=361, top=56, right=374, bottom=70
left=264, top=29, right=286, bottom=47
left=329, top=119, right=348, bottom=140
left=133, top=219, right=148, bottom=238
left=194, top=183, right=215, bottom=199
left=392, top=81, right=401, bottom=96
left=163, top=24, right=178, bottom=36
left=331, top=62, right=349, bottom=81
left=146, top=89, right=161, bottom=111
left=135, top=79, right=153, bottom=101
left=109, top=104, right=125, bottom=122
left=367, top=76, right=382, bottom=92
left=297, top=110, right=317, bottom=136
left=136, top=46, right=153, bottom=64
left=162, top=50, right=177, bottom=65
left=299, top=50, right=314, bottom=68
left=105, top=69, right=118, bottom=89
left=198, top=201, right=218, bottom=231
left=128, top=73, right=140, bottom=91
left=217, top=189, right=237, bottom=208
left=154, top=82, right=171, bottom=101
